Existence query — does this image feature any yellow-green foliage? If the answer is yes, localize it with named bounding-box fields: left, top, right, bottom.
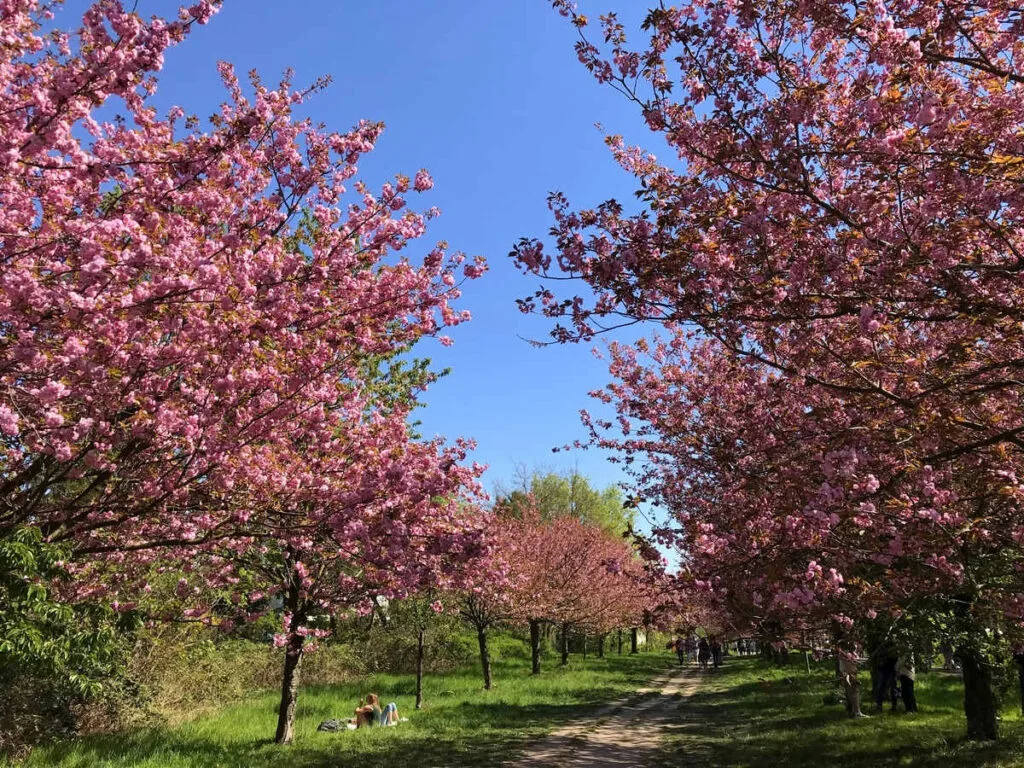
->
left=121, top=626, right=361, bottom=725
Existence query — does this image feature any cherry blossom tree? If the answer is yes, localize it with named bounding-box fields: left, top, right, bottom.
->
left=0, top=4, right=484, bottom=577
left=1, top=1, right=488, bottom=743
left=1, top=0, right=483, bottom=554
left=251, top=429, right=486, bottom=744
left=515, top=0, right=1024, bottom=740
left=493, top=496, right=654, bottom=671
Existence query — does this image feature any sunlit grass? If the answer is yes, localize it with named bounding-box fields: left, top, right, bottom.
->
left=25, top=649, right=673, bottom=767
left=659, top=656, right=1024, bottom=768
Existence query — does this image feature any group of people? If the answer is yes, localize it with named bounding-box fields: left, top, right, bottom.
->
left=351, top=693, right=400, bottom=728
left=670, top=633, right=920, bottom=718
left=318, top=693, right=402, bottom=732
left=672, top=635, right=725, bottom=670
left=839, top=646, right=919, bottom=718
left=734, top=638, right=758, bottom=656
left=873, top=649, right=918, bottom=714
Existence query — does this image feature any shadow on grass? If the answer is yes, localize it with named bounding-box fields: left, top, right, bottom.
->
left=37, top=701, right=611, bottom=768
left=660, top=659, right=1024, bottom=768
left=34, top=654, right=674, bottom=768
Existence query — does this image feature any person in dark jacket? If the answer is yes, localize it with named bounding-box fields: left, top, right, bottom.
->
left=711, top=637, right=723, bottom=669
left=698, top=637, right=711, bottom=670
left=873, top=648, right=898, bottom=711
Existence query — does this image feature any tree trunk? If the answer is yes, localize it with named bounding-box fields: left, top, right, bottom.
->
left=618, top=629, right=623, bottom=655
left=630, top=627, right=639, bottom=654
left=561, top=622, right=570, bottom=666
left=804, top=649, right=811, bottom=674
left=869, top=647, right=881, bottom=700
left=477, top=626, right=493, bottom=690
left=274, top=572, right=305, bottom=746
left=415, top=624, right=425, bottom=710
left=598, top=634, right=605, bottom=658
left=274, top=632, right=305, bottom=744
left=530, top=619, right=542, bottom=675
left=958, top=645, right=998, bottom=741
left=583, top=633, right=587, bottom=659
left=1015, top=654, right=1024, bottom=717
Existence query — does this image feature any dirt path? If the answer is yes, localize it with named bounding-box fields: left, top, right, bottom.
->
left=506, top=666, right=701, bottom=768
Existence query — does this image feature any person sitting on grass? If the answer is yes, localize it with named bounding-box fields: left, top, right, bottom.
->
left=351, top=693, right=380, bottom=728
left=351, top=693, right=400, bottom=728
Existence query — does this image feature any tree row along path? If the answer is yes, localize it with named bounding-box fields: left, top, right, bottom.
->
left=506, top=666, right=701, bottom=767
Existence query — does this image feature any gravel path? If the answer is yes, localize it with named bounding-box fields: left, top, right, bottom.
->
left=506, top=666, right=701, bottom=767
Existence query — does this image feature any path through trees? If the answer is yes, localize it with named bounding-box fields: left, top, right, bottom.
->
left=507, top=667, right=699, bottom=767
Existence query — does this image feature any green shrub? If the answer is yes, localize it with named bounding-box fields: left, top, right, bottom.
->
left=1, top=529, right=138, bottom=760
left=488, top=632, right=531, bottom=661
left=119, top=625, right=362, bottom=724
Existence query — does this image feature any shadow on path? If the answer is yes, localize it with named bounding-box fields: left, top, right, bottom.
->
left=505, top=667, right=701, bottom=767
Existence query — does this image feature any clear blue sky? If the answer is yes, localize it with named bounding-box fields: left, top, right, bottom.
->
left=133, top=1, right=654, bottom=503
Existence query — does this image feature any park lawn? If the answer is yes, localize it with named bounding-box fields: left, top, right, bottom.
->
left=659, top=656, right=1024, bottom=768
left=23, top=651, right=673, bottom=768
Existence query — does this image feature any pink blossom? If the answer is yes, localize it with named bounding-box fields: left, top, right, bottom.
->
left=413, top=169, right=434, bottom=192
left=0, top=406, right=19, bottom=436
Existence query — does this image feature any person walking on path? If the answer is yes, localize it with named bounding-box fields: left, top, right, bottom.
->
left=698, top=637, right=711, bottom=670
left=711, top=637, right=723, bottom=670
left=896, top=653, right=917, bottom=713
left=673, top=637, right=686, bottom=666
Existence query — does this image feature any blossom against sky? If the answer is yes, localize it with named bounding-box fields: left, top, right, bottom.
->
left=140, top=0, right=651, bottom=499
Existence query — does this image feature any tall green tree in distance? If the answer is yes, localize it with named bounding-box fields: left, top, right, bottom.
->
left=498, top=469, right=634, bottom=535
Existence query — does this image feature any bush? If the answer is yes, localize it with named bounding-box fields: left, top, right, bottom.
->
left=489, top=632, right=532, bottom=661
left=1, top=529, right=138, bottom=760
left=3, top=599, right=548, bottom=758
left=117, top=625, right=363, bottom=724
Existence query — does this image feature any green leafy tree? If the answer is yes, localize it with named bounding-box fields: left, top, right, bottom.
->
left=1, top=528, right=137, bottom=756
left=500, top=469, right=634, bottom=535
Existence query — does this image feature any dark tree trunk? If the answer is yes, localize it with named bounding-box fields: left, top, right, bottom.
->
left=630, top=627, right=639, bottom=654
left=583, top=633, right=587, bottom=659
left=530, top=619, right=542, bottom=675
left=478, top=626, right=493, bottom=690
left=415, top=624, right=425, bottom=710
left=598, top=634, right=605, bottom=658
left=274, top=575, right=305, bottom=745
left=958, top=646, right=998, bottom=741
left=1015, top=654, right=1024, bottom=717
left=869, top=648, right=881, bottom=700
left=275, top=632, right=305, bottom=744
left=618, top=629, right=623, bottom=655
left=561, top=622, right=570, bottom=666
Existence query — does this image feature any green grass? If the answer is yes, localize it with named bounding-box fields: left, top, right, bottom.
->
left=31, top=649, right=1024, bottom=767
left=24, top=651, right=673, bottom=768
left=659, top=657, right=1024, bottom=767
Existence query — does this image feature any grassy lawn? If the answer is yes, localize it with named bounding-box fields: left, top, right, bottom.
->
left=23, top=651, right=673, bottom=768
left=660, top=656, right=1024, bottom=768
